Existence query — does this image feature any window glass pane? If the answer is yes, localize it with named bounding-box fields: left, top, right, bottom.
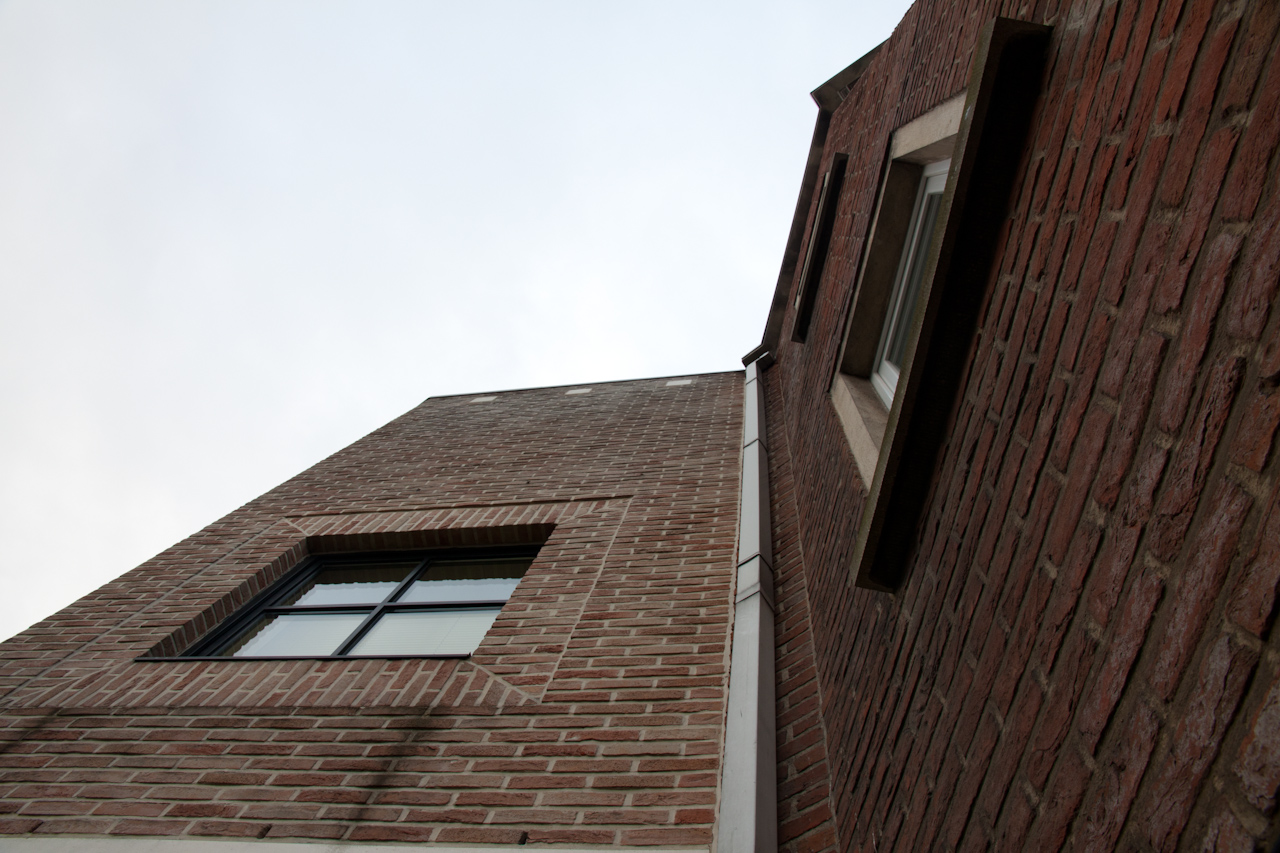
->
left=223, top=612, right=367, bottom=657
left=348, top=608, right=502, bottom=656
left=282, top=562, right=419, bottom=606
left=398, top=559, right=530, bottom=604
left=884, top=191, right=943, bottom=370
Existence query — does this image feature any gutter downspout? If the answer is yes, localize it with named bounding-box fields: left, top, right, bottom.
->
left=719, top=359, right=776, bottom=853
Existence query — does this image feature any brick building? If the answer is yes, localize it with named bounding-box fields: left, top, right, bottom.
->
left=754, top=0, right=1280, bottom=850
left=0, top=374, right=751, bottom=850
left=3, top=0, right=1280, bottom=851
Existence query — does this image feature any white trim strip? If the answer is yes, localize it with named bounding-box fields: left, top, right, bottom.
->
left=718, top=360, right=777, bottom=853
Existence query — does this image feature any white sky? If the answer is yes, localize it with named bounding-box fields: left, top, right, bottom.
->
left=0, top=0, right=912, bottom=641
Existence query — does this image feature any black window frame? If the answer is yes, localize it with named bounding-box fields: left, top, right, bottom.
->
left=165, top=546, right=540, bottom=661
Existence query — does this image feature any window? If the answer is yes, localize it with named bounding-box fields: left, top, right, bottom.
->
left=791, top=153, right=849, bottom=343
left=870, top=158, right=951, bottom=408
left=827, top=18, right=1052, bottom=591
left=182, top=548, right=536, bottom=659
left=831, top=97, right=964, bottom=485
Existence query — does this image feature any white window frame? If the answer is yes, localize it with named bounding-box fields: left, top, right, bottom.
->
left=870, top=158, right=952, bottom=408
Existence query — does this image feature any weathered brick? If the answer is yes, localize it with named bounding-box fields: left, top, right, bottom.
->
left=1230, top=383, right=1280, bottom=472
left=347, top=825, right=435, bottom=842
left=1196, top=806, right=1255, bottom=853
left=187, top=820, right=271, bottom=838
left=1079, top=565, right=1164, bottom=754
left=1227, top=193, right=1280, bottom=341
left=1073, top=703, right=1160, bottom=850
left=1149, top=480, right=1252, bottom=699
left=1148, top=357, right=1247, bottom=561
left=1235, top=666, right=1280, bottom=811
left=107, top=819, right=190, bottom=836
left=1024, top=747, right=1091, bottom=851
left=1219, top=26, right=1280, bottom=222
left=1141, top=634, right=1258, bottom=852
left=264, top=822, right=346, bottom=840
left=1225, top=484, right=1280, bottom=637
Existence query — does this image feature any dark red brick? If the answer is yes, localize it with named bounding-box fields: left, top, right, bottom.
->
left=1220, top=26, right=1280, bottom=222
left=1197, top=805, right=1255, bottom=853
left=1148, top=357, right=1247, bottom=561
left=1140, top=634, right=1258, bottom=852
left=1078, top=564, right=1164, bottom=752
left=1149, top=480, right=1252, bottom=698
left=1073, top=703, right=1160, bottom=849
left=1235, top=666, right=1280, bottom=811
left=1225, top=484, right=1280, bottom=637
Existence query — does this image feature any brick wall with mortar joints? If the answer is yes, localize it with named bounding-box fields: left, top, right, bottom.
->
left=764, top=370, right=841, bottom=853
left=765, top=0, right=1280, bottom=850
left=0, top=373, right=742, bottom=845
left=6, top=500, right=633, bottom=709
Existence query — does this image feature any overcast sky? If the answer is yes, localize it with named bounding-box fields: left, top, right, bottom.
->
left=0, top=0, right=912, bottom=641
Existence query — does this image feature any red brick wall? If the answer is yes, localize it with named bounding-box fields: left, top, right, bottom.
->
left=768, top=373, right=840, bottom=853
left=0, top=374, right=743, bottom=845
left=766, top=0, right=1280, bottom=850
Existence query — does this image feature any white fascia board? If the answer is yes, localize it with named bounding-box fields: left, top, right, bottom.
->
left=719, top=593, right=778, bottom=853
left=742, top=363, right=767, bottom=449
left=737, top=440, right=773, bottom=569
left=735, top=555, right=775, bottom=611
left=738, top=361, right=773, bottom=569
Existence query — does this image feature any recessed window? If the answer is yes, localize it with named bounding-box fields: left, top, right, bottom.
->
left=830, top=95, right=964, bottom=486
left=870, top=158, right=950, bottom=408
left=183, top=549, right=536, bottom=659
left=825, top=18, right=1052, bottom=591
left=791, top=153, right=849, bottom=343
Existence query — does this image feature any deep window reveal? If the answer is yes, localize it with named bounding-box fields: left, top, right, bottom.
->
left=179, top=548, right=537, bottom=659
left=830, top=18, right=1053, bottom=591
left=870, top=157, right=952, bottom=409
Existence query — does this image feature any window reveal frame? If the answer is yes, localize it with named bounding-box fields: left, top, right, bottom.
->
left=828, top=99, right=965, bottom=494
left=832, top=17, right=1052, bottom=591
left=791, top=153, right=849, bottom=343
left=870, top=158, right=952, bottom=408
left=173, top=546, right=539, bottom=660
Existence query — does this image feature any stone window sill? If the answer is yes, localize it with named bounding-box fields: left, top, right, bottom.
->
left=831, top=373, right=888, bottom=486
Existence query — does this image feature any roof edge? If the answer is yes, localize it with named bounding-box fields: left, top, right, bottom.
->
left=745, top=43, right=884, bottom=367
left=810, top=41, right=886, bottom=111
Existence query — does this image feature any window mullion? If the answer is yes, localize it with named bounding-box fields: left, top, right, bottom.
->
left=385, top=557, right=430, bottom=603
left=333, top=604, right=387, bottom=656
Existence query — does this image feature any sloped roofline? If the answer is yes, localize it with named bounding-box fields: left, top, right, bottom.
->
left=743, top=42, right=884, bottom=368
